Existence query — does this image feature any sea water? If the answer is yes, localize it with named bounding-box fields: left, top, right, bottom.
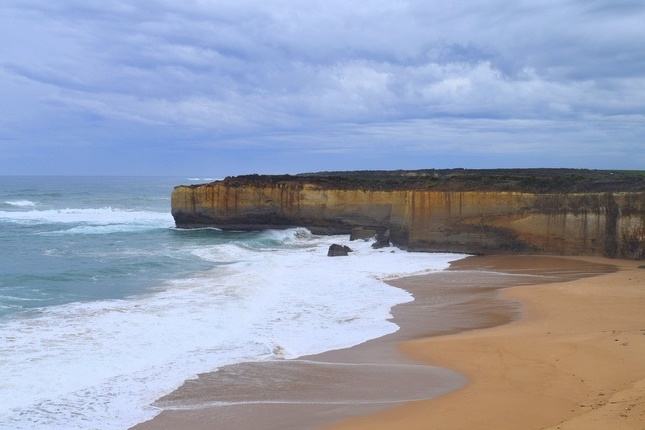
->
left=0, top=176, right=463, bottom=430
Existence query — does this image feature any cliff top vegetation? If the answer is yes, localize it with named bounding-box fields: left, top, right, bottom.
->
left=199, top=169, right=645, bottom=193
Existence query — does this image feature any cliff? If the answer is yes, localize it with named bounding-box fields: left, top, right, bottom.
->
left=171, top=169, right=645, bottom=259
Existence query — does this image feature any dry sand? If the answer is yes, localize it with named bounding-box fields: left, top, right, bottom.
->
left=325, top=256, right=645, bottom=430
left=132, top=255, right=645, bottom=430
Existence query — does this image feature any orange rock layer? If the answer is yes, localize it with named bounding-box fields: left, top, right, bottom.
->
left=171, top=182, right=645, bottom=259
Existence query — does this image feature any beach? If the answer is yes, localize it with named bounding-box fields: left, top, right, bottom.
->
left=326, top=255, right=645, bottom=430
left=132, top=254, right=645, bottom=429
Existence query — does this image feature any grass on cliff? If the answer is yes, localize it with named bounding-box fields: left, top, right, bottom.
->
left=209, top=169, right=645, bottom=193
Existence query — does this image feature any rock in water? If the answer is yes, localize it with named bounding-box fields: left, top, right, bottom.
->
left=328, top=244, right=353, bottom=257
left=372, top=229, right=391, bottom=249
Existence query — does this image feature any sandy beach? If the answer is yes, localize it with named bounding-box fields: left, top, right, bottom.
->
left=326, top=256, right=645, bottom=430
left=132, top=255, right=644, bottom=430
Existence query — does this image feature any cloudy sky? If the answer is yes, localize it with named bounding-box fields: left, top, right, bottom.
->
left=1, top=0, right=644, bottom=176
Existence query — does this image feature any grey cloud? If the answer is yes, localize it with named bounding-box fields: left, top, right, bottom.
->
left=0, top=0, right=643, bottom=174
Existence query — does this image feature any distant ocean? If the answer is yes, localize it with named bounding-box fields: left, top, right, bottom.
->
left=0, top=176, right=462, bottom=430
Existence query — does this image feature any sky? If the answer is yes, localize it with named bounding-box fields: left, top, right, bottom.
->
left=1, top=0, right=644, bottom=176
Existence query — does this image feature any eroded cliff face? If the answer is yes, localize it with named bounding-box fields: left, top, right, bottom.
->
left=171, top=181, right=645, bottom=259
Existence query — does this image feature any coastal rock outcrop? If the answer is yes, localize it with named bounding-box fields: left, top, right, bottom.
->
left=327, top=244, right=352, bottom=257
left=171, top=169, right=645, bottom=259
left=372, top=229, right=391, bottom=249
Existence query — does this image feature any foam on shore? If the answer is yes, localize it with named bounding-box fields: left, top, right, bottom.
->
left=0, top=229, right=464, bottom=430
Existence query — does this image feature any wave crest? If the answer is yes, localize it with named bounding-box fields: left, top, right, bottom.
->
left=0, top=207, right=174, bottom=234
left=3, top=200, right=36, bottom=207
left=258, top=228, right=314, bottom=243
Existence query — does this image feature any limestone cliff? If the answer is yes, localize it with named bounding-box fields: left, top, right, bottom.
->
left=171, top=169, right=645, bottom=259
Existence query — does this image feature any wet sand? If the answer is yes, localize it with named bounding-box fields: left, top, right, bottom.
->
left=132, top=255, right=629, bottom=430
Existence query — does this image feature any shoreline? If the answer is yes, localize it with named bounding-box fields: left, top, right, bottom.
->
left=324, top=256, right=645, bottom=430
left=131, top=254, right=623, bottom=430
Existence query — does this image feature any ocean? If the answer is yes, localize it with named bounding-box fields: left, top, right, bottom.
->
left=0, top=176, right=463, bottom=430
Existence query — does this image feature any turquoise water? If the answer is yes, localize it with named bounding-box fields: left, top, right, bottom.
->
left=0, top=176, right=463, bottom=430
left=0, top=177, right=203, bottom=316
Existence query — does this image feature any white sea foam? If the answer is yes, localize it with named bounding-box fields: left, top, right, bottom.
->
left=0, top=207, right=174, bottom=233
left=52, top=223, right=169, bottom=235
left=0, top=230, right=465, bottom=430
left=3, top=200, right=36, bottom=207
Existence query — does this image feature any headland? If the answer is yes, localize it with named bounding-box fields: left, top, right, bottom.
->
left=171, top=168, right=645, bottom=259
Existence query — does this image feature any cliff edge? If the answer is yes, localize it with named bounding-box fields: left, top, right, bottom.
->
left=171, top=169, right=645, bottom=259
